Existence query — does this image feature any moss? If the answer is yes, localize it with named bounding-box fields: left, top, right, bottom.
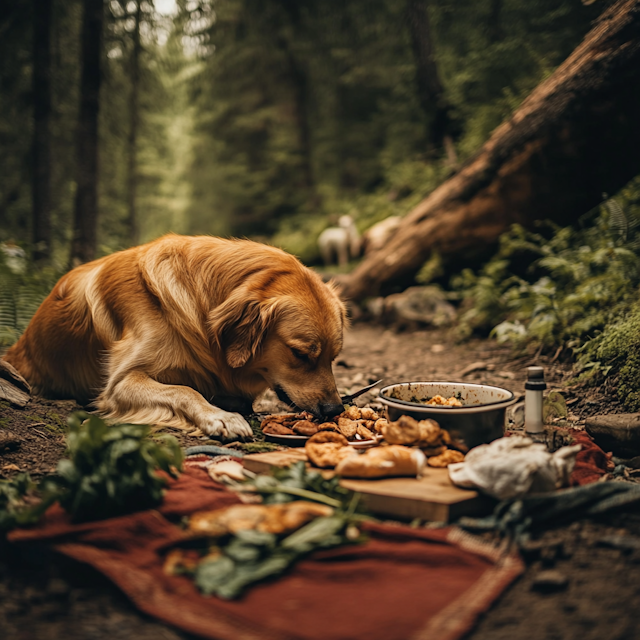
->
left=234, top=442, right=281, bottom=453
left=594, top=305, right=640, bottom=411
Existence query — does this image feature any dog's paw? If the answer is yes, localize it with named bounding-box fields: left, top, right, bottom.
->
left=200, top=409, right=253, bottom=441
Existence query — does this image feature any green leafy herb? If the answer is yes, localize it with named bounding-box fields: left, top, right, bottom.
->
left=189, top=462, right=371, bottom=599
left=54, top=412, right=183, bottom=521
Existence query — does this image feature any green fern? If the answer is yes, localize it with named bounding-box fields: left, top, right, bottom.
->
left=0, top=257, right=60, bottom=347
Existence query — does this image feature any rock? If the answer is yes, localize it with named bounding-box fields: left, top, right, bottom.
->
left=367, top=286, right=456, bottom=329
left=585, top=413, right=640, bottom=457
left=531, top=570, right=569, bottom=592
left=0, top=430, right=21, bottom=451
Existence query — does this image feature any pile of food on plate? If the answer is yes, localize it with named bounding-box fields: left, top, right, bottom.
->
left=261, top=406, right=388, bottom=442
left=304, top=414, right=465, bottom=478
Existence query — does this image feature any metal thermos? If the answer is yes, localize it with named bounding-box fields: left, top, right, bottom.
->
left=524, top=366, right=546, bottom=434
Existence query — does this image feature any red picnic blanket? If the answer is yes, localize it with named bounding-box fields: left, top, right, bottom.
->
left=9, top=467, right=523, bottom=640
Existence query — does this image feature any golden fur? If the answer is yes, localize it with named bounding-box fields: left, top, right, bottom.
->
left=3, top=235, right=347, bottom=439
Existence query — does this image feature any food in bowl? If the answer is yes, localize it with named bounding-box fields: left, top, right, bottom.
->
left=423, top=394, right=463, bottom=407
left=379, top=382, right=517, bottom=449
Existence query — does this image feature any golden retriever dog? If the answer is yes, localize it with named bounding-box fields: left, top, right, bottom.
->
left=3, top=235, right=347, bottom=440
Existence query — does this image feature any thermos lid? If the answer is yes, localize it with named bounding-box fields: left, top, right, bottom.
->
left=525, top=365, right=547, bottom=390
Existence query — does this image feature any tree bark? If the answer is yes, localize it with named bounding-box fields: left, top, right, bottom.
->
left=339, top=0, right=640, bottom=302
left=32, top=0, right=52, bottom=264
left=406, top=0, right=457, bottom=165
left=69, top=0, right=103, bottom=267
left=126, top=0, right=142, bottom=247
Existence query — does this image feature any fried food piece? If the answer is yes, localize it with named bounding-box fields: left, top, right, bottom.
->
left=305, top=431, right=353, bottom=468
left=424, top=395, right=463, bottom=407
left=417, top=418, right=445, bottom=447
left=292, top=420, right=319, bottom=436
left=356, top=424, right=375, bottom=440
left=373, top=418, right=389, bottom=434
left=163, top=548, right=204, bottom=575
left=343, top=405, right=362, bottom=420
left=360, top=407, right=379, bottom=421
left=337, top=417, right=358, bottom=439
left=188, top=501, right=333, bottom=538
left=336, top=445, right=426, bottom=478
left=317, top=422, right=338, bottom=432
left=260, top=501, right=334, bottom=534
left=427, top=449, right=465, bottom=468
left=262, top=422, right=296, bottom=436
left=421, top=445, right=447, bottom=457
left=382, top=415, right=421, bottom=445
left=382, top=415, right=450, bottom=449
left=189, top=504, right=267, bottom=536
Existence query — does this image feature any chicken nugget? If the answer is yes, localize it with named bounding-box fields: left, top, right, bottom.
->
left=356, top=424, right=375, bottom=440
left=342, top=405, right=362, bottom=420
left=262, top=422, right=296, bottom=435
left=337, top=417, right=358, bottom=439
left=360, top=407, right=379, bottom=421
left=292, top=420, right=319, bottom=436
left=427, top=449, right=465, bottom=468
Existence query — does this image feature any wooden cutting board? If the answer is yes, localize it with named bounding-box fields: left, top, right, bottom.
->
left=243, top=450, right=492, bottom=523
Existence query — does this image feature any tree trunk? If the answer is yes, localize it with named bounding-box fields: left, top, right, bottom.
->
left=32, top=0, right=52, bottom=264
left=339, top=0, right=640, bottom=302
left=126, top=0, right=142, bottom=247
left=69, top=0, right=103, bottom=267
left=406, top=0, right=457, bottom=165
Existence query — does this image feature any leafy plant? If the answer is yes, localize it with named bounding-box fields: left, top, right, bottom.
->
left=55, top=412, right=183, bottom=521
left=0, top=412, right=184, bottom=530
left=0, top=256, right=60, bottom=347
left=453, top=189, right=640, bottom=352
left=0, top=473, right=54, bottom=531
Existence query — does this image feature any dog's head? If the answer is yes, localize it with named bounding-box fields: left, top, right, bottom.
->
left=208, top=268, right=347, bottom=417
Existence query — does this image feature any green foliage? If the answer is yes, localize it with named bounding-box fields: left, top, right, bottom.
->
left=55, top=412, right=183, bottom=521
left=0, top=412, right=184, bottom=530
left=192, top=461, right=366, bottom=599
left=0, top=473, right=53, bottom=532
left=453, top=192, right=640, bottom=350
left=0, top=257, right=60, bottom=346
left=453, top=176, right=640, bottom=409
left=250, top=461, right=356, bottom=508
left=195, top=513, right=358, bottom=599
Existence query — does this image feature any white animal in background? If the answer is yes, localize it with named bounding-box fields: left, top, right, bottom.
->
left=362, top=216, right=402, bottom=254
left=0, top=242, right=27, bottom=274
left=317, top=215, right=361, bottom=267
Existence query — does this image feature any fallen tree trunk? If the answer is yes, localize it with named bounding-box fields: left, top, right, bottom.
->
left=339, top=0, right=640, bottom=301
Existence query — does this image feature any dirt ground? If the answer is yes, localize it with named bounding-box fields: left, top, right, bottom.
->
left=1, top=323, right=639, bottom=640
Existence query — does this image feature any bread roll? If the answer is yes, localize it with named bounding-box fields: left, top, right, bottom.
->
left=335, top=445, right=426, bottom=478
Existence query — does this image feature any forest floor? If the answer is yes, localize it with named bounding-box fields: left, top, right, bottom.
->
left=1, top=323, right=640, bottom=640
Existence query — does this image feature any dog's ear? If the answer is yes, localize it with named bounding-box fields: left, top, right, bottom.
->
left=207, top=289, right=278, bottom=368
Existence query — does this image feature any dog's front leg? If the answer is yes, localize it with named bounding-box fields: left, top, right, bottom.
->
left=97, top=370, right=253, bottom=440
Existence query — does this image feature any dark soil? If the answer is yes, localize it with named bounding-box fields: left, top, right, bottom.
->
left=0, top=323, right=638, bottom=640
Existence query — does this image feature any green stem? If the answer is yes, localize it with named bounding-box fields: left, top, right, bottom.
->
left=241, top=485, right=342, bottom=508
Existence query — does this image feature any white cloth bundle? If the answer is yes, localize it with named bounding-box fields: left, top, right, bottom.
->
left=448, top=436, right=581, bottom=500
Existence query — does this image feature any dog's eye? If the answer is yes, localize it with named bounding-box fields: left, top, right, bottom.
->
left=291, top=348, right=309, bottom=362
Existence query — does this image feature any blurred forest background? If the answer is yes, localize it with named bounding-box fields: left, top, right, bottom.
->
left=4, top=0, right=640, bottom=406
left=0, top=0, right=610, bottom=264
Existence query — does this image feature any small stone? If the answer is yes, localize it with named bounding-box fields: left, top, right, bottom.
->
left=585, top=413, right=640, bottom=457
left=0, top=430, right=21, bottom=450
left=531, top=569, right=569, bottom=592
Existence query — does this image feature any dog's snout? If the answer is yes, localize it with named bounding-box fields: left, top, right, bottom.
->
left=320, top=403, right=344, bottom=418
